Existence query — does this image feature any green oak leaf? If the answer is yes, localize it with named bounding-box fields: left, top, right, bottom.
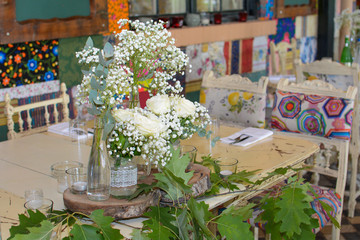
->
left=143, top=206, right=177, bottom=235
left=155, top=169, right=192, bottom=201
left=70, top=224, right=103, bottom=240
left=216, top=214, right=253, bottom=239
left=12, top=220, right=54, bottom=240
left=9, top=210, right=47, bottom=239
left=131, top=229, right=151, bottom=240
left=227, top=169, right=257, bottom=184
left=173, top=208, right=190, bottom=240
left=89, top=210, right=123, bottom=240
left=187, top=198, right=214, bottom=238
left=221, top=203, right=255, bottom=220
left=125, top=182, right=157, bottom=200
left=260, top=197, right=282, bottom=240
left=144, top=219, right=174, bottom=240
left=164, top=146, right=193, bottom=184
left=274, top=186, right=312, bottom=237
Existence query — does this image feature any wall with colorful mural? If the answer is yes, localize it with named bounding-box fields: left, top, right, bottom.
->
left=0, top=0, right=318, bottom=141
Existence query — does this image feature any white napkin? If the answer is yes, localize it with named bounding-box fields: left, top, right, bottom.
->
left=220, top=127, right=273, bottom=147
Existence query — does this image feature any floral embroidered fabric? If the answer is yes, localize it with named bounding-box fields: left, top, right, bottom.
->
left=200, top=87, right=266, bottom=128
left=271, top=90, right=354, bottom=140
left=0, top=40, right=59, bottom=88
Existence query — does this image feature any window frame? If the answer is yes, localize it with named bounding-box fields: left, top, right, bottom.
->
left=129, top=0, right=253, bottom=21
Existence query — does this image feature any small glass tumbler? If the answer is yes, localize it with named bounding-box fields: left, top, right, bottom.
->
left=69, top=119, right=88, bottom=144
left=25, top=188, right=44, bottom=202
left=180, top=145, right=198, bottom=163
left=172, top=16, right=184, bottom=28
left=51, top=161, right=83, bottom=193
left=207, top=116, right=220, bottom=154
left=66, top=167, right=87, bottom=194
left=219, top=158, right=238, bottom=178
left=24, top=198, right=53, bottom=216
left=239, top=10, right=248, bottom=22
left=214, top=13, right=222, bottom=24
left=200, top=12, right=210, bottom=26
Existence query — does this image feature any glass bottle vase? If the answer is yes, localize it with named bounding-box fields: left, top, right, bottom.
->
left=87, top=117, right=111, bottom=201
left=110, top=157, right=137, bottom=197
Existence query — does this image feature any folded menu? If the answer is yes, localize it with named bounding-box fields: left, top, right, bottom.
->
left=220, top=127, right=273, bottom=147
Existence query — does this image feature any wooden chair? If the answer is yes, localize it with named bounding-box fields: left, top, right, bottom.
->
left=200, top=70, right=269, bottom=128
left=295, top=58, right=360, bottom=218
left=5, top=82, right=70, bottom=140
left=269, top=38, right=297, bottom=75
left=270, top=78, right=357, bottom=240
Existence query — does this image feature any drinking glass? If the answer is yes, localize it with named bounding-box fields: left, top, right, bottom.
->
left=51, top=161, right=83, bottom=193
left=24, top=198, right=53, bottom=216
left=66, top=167, right=87, bottom=194
left=219, top=158, right=238, bottom=178
left=25, top=188, right=44, bottom=202
left=207, top=117, right=220, bottom=155
left=180, top=145, right=198, bottom=163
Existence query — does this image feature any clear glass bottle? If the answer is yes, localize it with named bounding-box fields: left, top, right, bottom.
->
left=110, top=157, right=137, bottom=197
left=340, top=35, right=353, bottom=67
left=354, top=37, right=360, bottom=66
left=87, top=117, right=111, bottom=201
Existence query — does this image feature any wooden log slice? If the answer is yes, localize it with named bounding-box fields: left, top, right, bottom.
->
left=63, top=189, right=161, bottom=220
left=63, top=164, right=210, bottom=217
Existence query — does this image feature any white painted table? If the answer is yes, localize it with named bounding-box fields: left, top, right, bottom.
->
left=0, top=127, right=319, bottom=239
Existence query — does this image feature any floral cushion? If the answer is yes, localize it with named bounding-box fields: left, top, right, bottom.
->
left=200, top=87, right=266, bottom=128
left=270, top=90, right=354, bottom=140
left=309, top=185, right=342, bottom=233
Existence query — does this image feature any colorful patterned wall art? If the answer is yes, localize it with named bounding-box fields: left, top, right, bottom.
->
left=269, top=18, right=296, bottom=45
left=108, top=0, right=129, bottom=34
left=252, top=36, right=268, bottom=72
left=185, top=44, right=203, bottom=82
left=231, top=40, right=240, bottom=74
left=224, top=41, right=231, bottom=75
left=300, top=37, right=317, bottom=63
left=185, top=42, right=226, bottom=82
left=295, top=14, right=318, bottom=39
left=0, top=40, right=59, bottom=89
left=259, top=0, right=275, bottom=20
left=241, top=38, right=254, bottom=73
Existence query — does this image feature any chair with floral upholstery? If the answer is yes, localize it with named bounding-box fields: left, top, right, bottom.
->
left=295, top=58, right=360, bottom=218
left=270, top=78, right=357, bottom=240
left=200, top=70, right=269, bottom=128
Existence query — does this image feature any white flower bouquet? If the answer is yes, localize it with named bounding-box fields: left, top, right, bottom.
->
left=76, top=19, right=210, bottom=167
left=108, top=94, right=209, bottom=167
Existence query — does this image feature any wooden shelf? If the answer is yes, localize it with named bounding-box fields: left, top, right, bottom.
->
left=169, top=20, right=277, bottom=47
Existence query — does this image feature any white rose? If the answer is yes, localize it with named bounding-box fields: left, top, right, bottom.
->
left=134, top=113, right=167, bottom=136
left=112, top=109, right=134, bottom=122
left=174, top=97, right=196, bottom=118
left=146, top=95, right=171, bottom=115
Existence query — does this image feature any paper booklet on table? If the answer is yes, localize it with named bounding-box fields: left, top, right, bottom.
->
left=48, top=122, right=92, bottom=140
left=220, top=127, right=273, bottom=147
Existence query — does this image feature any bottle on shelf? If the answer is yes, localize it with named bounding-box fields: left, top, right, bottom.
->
left=354, top=37, right=360, bottom=66
left=340, top=35, right=353, bottom=67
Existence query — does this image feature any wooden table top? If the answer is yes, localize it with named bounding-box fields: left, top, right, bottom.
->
left=0, top=125, right=319, bottom=239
